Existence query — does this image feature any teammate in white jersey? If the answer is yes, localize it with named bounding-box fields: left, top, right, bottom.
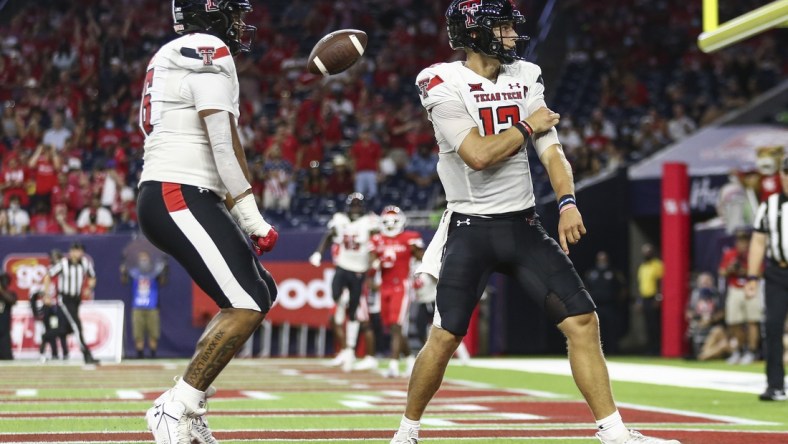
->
left=310, top=193, right=378, bottom=371
left=392, top=2, right=680, bottom=444
left=137, top=2, right=278, bottom=443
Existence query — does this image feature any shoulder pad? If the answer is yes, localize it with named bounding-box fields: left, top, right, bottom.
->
left=415, top=63, right=460, bottom=110
left=508, top=61, right=544, bottom=87
left=329, top=213, right=349, bottom=229
left=168, top=34, right=236, bottom=75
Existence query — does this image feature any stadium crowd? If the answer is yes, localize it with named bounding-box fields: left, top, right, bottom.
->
left=0, top=0, right=786, bottom=233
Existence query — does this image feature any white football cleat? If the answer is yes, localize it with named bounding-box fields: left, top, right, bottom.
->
left=329, top=348, right=353, bottom=367
left=596, top=429, right=681, bottom=444
left=390, top=428, right=419, bottom=443
left=342, top=351, right=356, bottom=373
left=353, top=355, right=378, bottom=371
left=146, top=401, right=193, bottom=444
left=385, top=359, right=400, bottom=378
left=191, top=414, right=218, bottom=444
left=191, top=385, right=218, bottom=443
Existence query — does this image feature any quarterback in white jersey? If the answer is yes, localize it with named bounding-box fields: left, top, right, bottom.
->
left=137, top=2, right=280, bottom=444
left=310, top=193, right=378, bottom=371
left=392, top=2, right=680, bottom=444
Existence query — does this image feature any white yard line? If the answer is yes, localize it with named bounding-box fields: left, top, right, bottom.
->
left=240, top=391, right=280, bottom=400
left=115, top=390, right=144, bottom=400
left=467, top=358, right=778, bottom=395
left=14, top=389, right=37, bottom=397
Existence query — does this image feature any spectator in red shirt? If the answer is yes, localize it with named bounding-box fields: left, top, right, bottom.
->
left=300, top=161, right=326, bottom=196
left=325, top=155, right=354, bottom=196
left=350, top=130, right=382, bottom=198
left=319, top=102, right=343, bottom=149
left=1, top=157, right=28, bottom=207
left=264, top=123, right=298, bottom=165
left=96, top=118, right=124, bottom=151
left=29, top=201, right=61, bottom=234
left=719, top=228, right=761, bottom=365
left=50, top=173, right=72, bottom=214
left=67, top=172, right=92, bottom=216
left=295, top=129, right=324, bottom=171
left=27, top=144, right=62, bottom=210
left=52, top=203, right=77, bottom=235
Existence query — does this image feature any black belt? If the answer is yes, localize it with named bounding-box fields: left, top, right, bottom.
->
left=453, top=207, right=536, bottom=221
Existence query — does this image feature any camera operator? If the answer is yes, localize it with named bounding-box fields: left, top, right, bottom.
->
left=0, top=271, right=18, bottom=359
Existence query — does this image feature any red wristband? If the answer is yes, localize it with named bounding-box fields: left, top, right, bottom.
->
left=514, top=120, right=533, bottom=139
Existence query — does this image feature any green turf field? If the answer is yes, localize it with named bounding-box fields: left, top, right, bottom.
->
left=0, top=357, right=785, bottom=443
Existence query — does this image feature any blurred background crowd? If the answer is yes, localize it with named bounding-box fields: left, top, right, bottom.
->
left=0, top=0, right=785, bottom=235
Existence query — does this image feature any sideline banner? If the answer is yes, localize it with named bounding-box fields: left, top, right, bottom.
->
left=10, top=300, right=125, bottom=362
left=191, top=262, right=337, bottom=328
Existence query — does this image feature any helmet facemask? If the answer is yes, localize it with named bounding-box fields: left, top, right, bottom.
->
left=226, top=9, right=256, bottom=55
left=474, top=18, right=529, bottom=64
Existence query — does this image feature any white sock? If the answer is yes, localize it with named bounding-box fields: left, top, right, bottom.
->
left=455, top=342, right=470, bottom=361
left=595, top=410, right=628, bottom=441
left=389, top=359, right=399, bottom=372
left=171, top=377, right=206, bottom=414
left=399, top=415, right=420, bottom=434
left=346, top=321, right=360, bottom=348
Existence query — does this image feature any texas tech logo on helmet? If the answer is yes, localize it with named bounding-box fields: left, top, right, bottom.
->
left=205, top=0, right=220, bottom=11
left=459, top=0, right=483, bottom=27
left=197, top=46, right=216, bottom=65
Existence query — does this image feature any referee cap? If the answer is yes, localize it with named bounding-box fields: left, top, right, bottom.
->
left=70, top=241, right=85, bottom=251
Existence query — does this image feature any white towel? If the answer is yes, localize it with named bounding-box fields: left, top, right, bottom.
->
left=415, top=209, right=453, bottom=279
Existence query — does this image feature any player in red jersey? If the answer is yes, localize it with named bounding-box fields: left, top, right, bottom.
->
left=371, top=206, right=424, bottom=377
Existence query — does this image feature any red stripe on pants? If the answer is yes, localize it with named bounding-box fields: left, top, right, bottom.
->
left=162, top=183, right=187, bottom=212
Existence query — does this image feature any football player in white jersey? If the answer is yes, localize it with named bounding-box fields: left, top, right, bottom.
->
left=136, top=1, right=278, bottom=443
left=310, top=193, right=378, bottom=371
left=392, top=2, right=680, bottom=444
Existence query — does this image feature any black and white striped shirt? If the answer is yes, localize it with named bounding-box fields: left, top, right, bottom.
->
left=49, top=257, right=95, bottom=298
left=754, top=193, right=788, bottom=263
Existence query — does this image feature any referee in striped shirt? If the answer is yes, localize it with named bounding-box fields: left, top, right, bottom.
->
left=43, top=242, right=99, bottom=364
left=746, top=156, right=788, bottom=401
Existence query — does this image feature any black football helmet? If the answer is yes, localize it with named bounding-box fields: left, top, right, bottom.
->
left=345, top=192, right=365, bottom=221
left=172, top=0, right=256, bottom=55
left=446, top=0, right=529, bottom=64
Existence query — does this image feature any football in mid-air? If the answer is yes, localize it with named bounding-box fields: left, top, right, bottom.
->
left=307, top=29, right=367, bottom=76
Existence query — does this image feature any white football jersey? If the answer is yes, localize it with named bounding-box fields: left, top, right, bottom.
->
left=415, top=60, right=553, bottom=215
left=329, top=213, right=377, bottom=273
left=138, top=33, right=240, bottom=196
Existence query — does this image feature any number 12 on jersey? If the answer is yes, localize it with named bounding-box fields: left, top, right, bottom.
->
left=479, top=105, right=520, bottom=136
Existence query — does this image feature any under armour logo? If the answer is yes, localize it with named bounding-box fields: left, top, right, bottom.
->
left=456, top=218, right=471, bottom=226
left=197, top=47, right=216, bottom=65
left=509, top=83, right=521, bottom=90
left=197, top=187, right=209, bottom=194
